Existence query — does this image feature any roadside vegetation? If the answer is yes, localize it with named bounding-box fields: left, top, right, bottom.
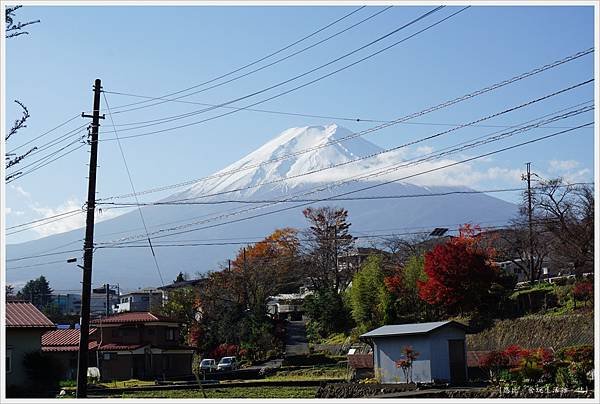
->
left=117, top=386, right=318, bottom=399
left=266, top=364, right=348, bottom=381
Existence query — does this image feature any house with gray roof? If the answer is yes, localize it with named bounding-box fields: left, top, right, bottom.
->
left=360, top=320, right=468, bottom=384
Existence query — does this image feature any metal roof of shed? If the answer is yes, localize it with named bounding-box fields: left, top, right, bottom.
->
left=360, top=320, right=466, bottom=338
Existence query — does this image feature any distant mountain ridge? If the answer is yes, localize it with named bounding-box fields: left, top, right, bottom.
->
left=6, top=124, right=517, bottom=290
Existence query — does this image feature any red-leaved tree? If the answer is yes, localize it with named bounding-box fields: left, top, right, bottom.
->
left=418, top=235, right=498, bottom=314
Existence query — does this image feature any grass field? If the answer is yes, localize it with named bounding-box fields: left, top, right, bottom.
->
left=266, top=365, right=348, bottom=381
left=116, top=386, right=318, bottom=398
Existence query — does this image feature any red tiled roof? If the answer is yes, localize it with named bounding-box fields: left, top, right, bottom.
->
left=42, top=328, right=98, bottom=351
left=43, top=341, right=99, bottom=352
left=98, top=343, right=146, bottom=351
left=91, top=312, right=174, bottom=325
left=6, top=301, right=55, bottom=328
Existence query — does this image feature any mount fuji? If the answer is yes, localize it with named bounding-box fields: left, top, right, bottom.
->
left=6, top=124, right=517, bottom=290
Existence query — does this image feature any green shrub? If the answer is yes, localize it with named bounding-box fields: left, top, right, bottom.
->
left=555, top=365, right=572, bottom=388
left=22, top=351, right=64, bottom=397
left=59, top=380, right=77, bottom=387
left=509, top=285, right=558, bottom=314
left=556, top=345, right=593, bottom=389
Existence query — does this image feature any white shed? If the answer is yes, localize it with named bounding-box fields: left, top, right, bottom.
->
left=360, top=320, right=467, bottom=384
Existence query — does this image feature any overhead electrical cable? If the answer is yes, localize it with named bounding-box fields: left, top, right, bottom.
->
left=97, top=102, right=593, bottom=243
left=6, top=249, right=84, bottom=263
left=98, top=117, right=593, bottom=245
left=97, top=47, right=594, bottom=201
left=107, top=6, right=392, bottom=117
left=99, top=6, right=456, bottom=138
left=109, top=6, right=367, bottom=111
left=6, top=212, right=84, bottom=236
left=97, top=182, right=594, bottom=207
left=6, top=143, right=87, bottom=183
left=7, top=113, right=81, bottom=154
left=103, top=92, right=166, bottom=286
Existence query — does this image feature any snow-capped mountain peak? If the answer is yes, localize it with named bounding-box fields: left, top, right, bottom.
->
left=173, top=124, right=385, bottom=199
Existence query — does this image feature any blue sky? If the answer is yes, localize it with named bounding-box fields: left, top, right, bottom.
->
left=4, top=4, right=595, bottom=244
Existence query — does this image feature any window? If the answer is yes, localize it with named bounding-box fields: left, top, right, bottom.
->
left=103, top=353, right=111, bottom=361
left=166, top=328, right=175, bottom=341
left=6, top=349, right=12, bottom=373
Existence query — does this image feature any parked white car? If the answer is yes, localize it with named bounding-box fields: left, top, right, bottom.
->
left=217, top=356, right=238, bottom=371
left=199, top=358, right=217, bottom=372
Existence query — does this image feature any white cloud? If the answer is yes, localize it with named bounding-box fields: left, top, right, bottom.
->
left=402, top=161, right=524, bottom=188
left=29, top=198, right=121, bottom=238
left=548, top=160, right=579, bottom=173
left=10, top=184, right=31, bottom=198
left=562, top=168, right=591, bottom=184
left=6, top=207, right=12, bottom=215
left=415, top=145, right=434, bottom=155
left=545, top=160, right=592, bottom=183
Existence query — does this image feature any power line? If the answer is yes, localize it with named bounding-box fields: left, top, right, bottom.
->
left=97, top=182, right=594, bottom=207
left=6, top=249, right=84, bottom=263
left=97, top=103, right=592, bottom=246
left=97, top=105, right=593, bottom=244
left=99, top=121, right=593, bottom=245
left=7, top=132, right=86, bottom=176
left=10, top=103, right=590, bottom=240
left=5, top=217, right=573, bottom=270
left=6, top=211, right=84, bottom=236
left=6, top=209, right=84, bottom=230
left=101, top=97, right=586, bottom=131
left=22, top=124, right=88, bottom=160
left=96, top=219, right=566, bottom=251
left=7, top=113, right=81, bottom=154
left=99, top=6, right=454, bottom=137
left=103, top=92, right=165, bottom=286
left=97, top=47, right=593, bottom=201
left=143, top=89, right=583, bottom=204
left=102, top=94, right=594, bottom=209
left=107, top=6, right=392, bottom=117
left=98, top=6, right=456, bottom=139
left=6, top=142, right=86, bottom=183
left=6, top=259, right=75, bottom=270
left=109, top=6, right=367, bottom=111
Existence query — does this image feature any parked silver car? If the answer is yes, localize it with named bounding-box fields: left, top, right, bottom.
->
left=217, top=356, right=238, bottom=371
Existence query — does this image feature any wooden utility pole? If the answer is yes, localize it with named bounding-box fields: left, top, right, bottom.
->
left=76, top=78, right=104, bottom=398
left=526, top=162, right=535, bottom=283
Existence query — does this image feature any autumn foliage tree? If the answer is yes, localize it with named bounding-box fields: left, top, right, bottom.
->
left=195, top=228, right=301, bottom=359
left=302, top=206, right=354, bottom=291
left=418, top=225, right=499, bottom=315
left=384, top=254, right=431, bottom=323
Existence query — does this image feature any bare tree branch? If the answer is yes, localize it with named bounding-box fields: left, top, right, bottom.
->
left=5, top=5, right=40, bottom=39
left=6, top=100, right=30, bottom=141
